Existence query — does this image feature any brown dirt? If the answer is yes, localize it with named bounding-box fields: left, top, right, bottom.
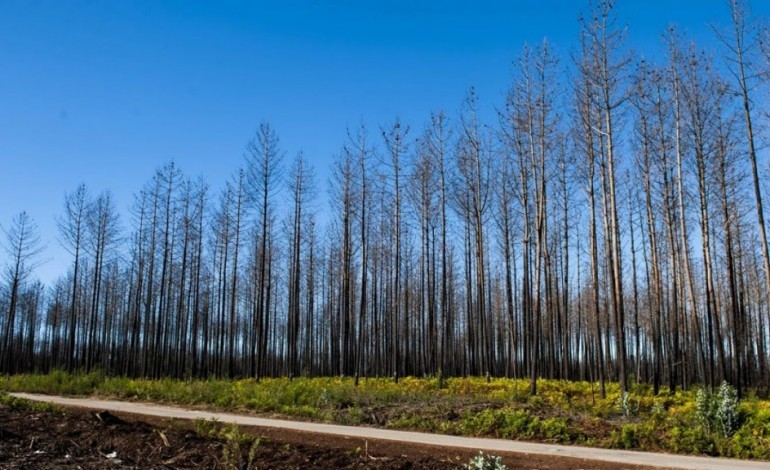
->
left=0, top=402, right=656, bottom=469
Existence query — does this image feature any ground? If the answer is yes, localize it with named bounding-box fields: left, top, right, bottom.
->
left=0, top=400, right=654, bottom=469
left=4, top=373, right=770, bottom=459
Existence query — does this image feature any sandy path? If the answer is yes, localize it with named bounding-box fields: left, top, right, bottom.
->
left=11, top=392, right=770, bottom=470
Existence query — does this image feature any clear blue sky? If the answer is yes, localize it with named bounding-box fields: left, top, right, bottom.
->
left=0, top=0, right=765, bottom=284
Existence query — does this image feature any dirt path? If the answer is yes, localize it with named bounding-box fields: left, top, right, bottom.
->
left=12, top=392, right=770, bottom=470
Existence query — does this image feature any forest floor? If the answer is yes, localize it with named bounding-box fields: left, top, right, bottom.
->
left=2, top=373, right=770, bottom=462
left=0, top=395, right=658, bottom=469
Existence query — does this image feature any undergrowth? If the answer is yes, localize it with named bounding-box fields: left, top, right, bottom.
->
left=1, top=371, right=769, bottom=459
left=0, top=390, right=61, bottom=413
left=193, top=419, right=262, bottom=470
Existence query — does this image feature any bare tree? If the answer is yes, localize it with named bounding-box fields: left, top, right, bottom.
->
left=286, top=153, right=315, bottom=379
left=245, top=123, right=284, bottom=379
left=579, top=0, right=630, bottom=392
left=84, top=190, right=120, bottom=371
left=574, top=30, right=606, bottom=397
left=455, top=88, right=493, bottom=379
left=57, top=184, right=89, bottom=372
left=421, top=112, right=455, bottom=377
left=382, top=118, right=410, bottom=381
left=714, top=0, right=770, bottom=312
left=0, top=212, right=45, bottom=373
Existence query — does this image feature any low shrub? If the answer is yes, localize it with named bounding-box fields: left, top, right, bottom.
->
left=463, top=451, right=506, bottom=470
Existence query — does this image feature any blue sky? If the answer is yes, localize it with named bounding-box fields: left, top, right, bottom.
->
left=0, top=0, right=766, bottom=284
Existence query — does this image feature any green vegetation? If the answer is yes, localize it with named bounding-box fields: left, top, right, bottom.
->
left=0, top=390, right=61, bottom=413
left=464, top=451, right=507, bottom=470
left=193, top=419, right=262, bottom=469
left=2, top=372, right=769, bottom=459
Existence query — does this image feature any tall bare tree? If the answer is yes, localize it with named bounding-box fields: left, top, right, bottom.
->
left=57, top=184, right=89, bottom=372
left=0, top=212, right=44, bottom=373
left=245, top=123, right=284, bottom=379
left=382, top=119, right=410, bottom=381
left=580, top=0, right=630, bottom=392
left=714, top=0, right=770, bottom=309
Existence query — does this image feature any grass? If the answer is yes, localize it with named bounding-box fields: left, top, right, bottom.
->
left=1, top=371, right=769, bottom=459
left=193, top=418, right=262, bottom=469
left=0, top=390, right=62, bottom=413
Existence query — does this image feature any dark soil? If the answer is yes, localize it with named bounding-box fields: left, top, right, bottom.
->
left=0, top=401, right=655, bottom=469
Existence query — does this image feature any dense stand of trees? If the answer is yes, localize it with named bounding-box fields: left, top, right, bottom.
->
left=3, top=1, right=770, bottom=395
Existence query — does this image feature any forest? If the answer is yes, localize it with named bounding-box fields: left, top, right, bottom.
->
left=2, top=0, right=770, bottom=400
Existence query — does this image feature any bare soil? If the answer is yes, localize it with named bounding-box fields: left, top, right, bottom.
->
left=0, top=402, right=655, bottom=469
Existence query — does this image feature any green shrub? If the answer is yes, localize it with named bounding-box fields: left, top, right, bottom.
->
left=527, top=395, right=544, bottom=409
left=695, top=387, right=716, bottom=432
left=538, top=417, right=574, bottom=443
left=193, top=420, right=257, bottom=469
left=667, top=425, right=717, bottom=455
left=463, top=451, right=506, bottom=470
left=612, top=424, right=639, bottom=449
left=692, top=382, right=741, bottom=438
left=716, top=381, right=740, bottom=437
left=499, top=409, right=537, bottom=439
left=722, top=408, right=770, bottom=459
left=461, top=408, right=505, bottom=436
